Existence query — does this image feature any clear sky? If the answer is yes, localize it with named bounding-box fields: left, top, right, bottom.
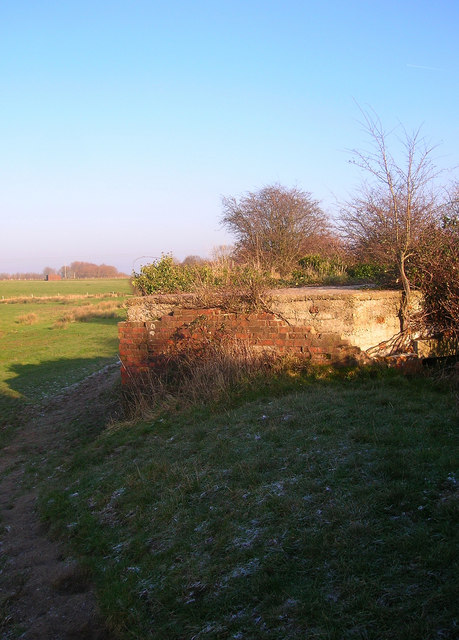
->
left=1, top=0, right=458, bottom=274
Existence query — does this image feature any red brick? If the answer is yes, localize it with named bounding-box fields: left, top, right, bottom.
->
left=284, top=339, right=306, bottom=347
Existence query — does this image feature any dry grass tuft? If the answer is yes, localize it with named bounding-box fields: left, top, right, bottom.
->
left=54, top=301, right=122, bottom=328
left=15, top=312, right=38, bottom=325
left=120, top=322, right=307, bottom=419
left=122, top=326, right=295, bottom=419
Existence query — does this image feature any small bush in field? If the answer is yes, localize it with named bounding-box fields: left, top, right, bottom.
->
left=54, top=302, right=122, bottom=327
left=16, top=312, right=38, bottom=325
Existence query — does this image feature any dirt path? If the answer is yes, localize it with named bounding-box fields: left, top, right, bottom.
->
left=0, top=364, right=122, bottom=639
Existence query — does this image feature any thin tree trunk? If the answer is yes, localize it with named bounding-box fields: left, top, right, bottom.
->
left=398, top=252, right=411, bottom=332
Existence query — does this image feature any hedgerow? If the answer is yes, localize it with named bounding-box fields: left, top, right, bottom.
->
left=132, top=253, right=395, bottom=299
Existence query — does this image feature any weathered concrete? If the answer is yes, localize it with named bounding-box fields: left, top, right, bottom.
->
left=269, top=287, right=419, bottom=351
left=125, top=287, right=418, bottom=352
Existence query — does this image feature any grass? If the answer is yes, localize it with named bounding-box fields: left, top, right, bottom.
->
left=36, top=366, right=458, bottom=640
left=0, top=279, right=130, bottom=434
left=0, top=277, right=132, bottom=299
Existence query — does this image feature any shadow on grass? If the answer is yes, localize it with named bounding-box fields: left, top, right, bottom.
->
left=51, top=315, right=126, bottom=329
left=0, top=354, right=120, bottom=432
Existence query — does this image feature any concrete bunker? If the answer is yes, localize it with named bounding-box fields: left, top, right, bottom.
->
left=119, top=287, right=426, bottom=385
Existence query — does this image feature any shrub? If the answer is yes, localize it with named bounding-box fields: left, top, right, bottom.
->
left=204, top=266, right=277, bottom=313
left=131, top=255, right=277, bottom=312
left=132, top=255, right=216, bottom=295
left=132, top=253, right=400, bottom=302
left=346, top=262, right=394, bottom=283
left=413, top=225, right=459, bottom=339
left=15, top=312, right=38, bottom=325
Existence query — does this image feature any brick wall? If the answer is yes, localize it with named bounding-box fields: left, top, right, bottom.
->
left=119, top=306, right=365, bottom=386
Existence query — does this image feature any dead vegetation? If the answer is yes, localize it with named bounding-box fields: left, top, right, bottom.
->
left=15, top=312, right=38, bottom=325
left=122, top=327, right=284, bottom=418
left=54, top=301, right=123, bottom=328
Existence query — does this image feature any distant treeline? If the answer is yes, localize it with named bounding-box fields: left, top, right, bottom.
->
left=1, top=261, right=127, bottom=280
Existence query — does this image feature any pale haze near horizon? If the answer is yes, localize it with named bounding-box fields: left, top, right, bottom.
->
left=1, top=0, right=458, bottom=275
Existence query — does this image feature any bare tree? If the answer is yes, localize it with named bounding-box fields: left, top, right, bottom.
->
left=221, top=184, right=328, bottom=276
left=340, top=108, right=441, bottom=330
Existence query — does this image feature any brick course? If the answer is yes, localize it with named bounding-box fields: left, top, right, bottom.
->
left=119, top=307, right=365, bottom=385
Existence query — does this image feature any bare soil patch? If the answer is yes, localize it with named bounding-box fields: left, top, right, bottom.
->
left=0, top=364, right=122, bottom=639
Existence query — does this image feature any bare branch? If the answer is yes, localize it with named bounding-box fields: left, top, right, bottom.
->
left=342, top=107, right=443, bottom=330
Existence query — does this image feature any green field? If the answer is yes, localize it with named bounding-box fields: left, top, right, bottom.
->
left=0, top=279, right=131, bottom=430
left=0, top=277, right=132, bottom=299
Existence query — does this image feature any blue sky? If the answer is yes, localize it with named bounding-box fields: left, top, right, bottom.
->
left=1, top=0, right=458, bottom=274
